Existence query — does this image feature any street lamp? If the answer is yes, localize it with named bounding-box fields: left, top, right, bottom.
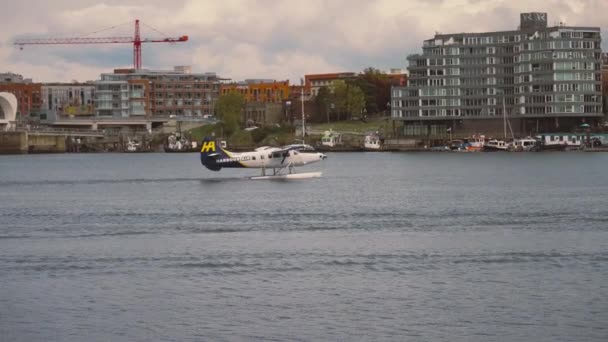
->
left=285, top=101, right=291, bottom=123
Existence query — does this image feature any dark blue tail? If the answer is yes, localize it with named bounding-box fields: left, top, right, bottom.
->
left=199, top=137, right=228, bottom=171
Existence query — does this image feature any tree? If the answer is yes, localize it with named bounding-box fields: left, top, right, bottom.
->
left=353, top=67, right=392, bottom=115
left=332, top=80, right=365, bottom=120
left=215, top=92, right=245, bottom=136
left=314, top=86, right=332, bottom=123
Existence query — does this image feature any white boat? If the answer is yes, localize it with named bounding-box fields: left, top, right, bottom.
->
left=126, top=138, right=141, bottom=152
left=536, top=134, right=583, bottom=151
left=510, top=138, right=537, bottom=152
left=483, top=139, right=509, bottom=152
left=165, top=134, right=198, bottom=152
left=363, top=132, right=382, bottom=150
left=320, top=130, right=342, bottom=147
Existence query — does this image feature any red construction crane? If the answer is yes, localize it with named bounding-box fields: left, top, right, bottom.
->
left=14, top=19, right=188, bottom=70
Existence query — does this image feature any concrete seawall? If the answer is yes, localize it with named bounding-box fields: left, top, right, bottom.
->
left=0, top=132, right=67, bottom=154
left=0, top=132, right=28, bottom=154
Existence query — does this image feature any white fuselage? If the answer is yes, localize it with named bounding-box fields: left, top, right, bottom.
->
left=217, top=147, right=326, bottom=169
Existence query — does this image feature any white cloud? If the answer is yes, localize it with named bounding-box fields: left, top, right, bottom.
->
left=1, top=0, right=606, bottom=83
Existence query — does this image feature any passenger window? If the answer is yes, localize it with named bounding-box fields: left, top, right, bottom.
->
left=252, top=156, right=256, bottom=160
left=268, top=154, right=272, bottom=158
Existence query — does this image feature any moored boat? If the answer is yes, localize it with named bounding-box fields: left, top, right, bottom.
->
left=363, top=132, right=383, bottom=151
left=464, top=134, right=485, bottom=152
left=510, top=138, right=537, bottom=152
left=483, top=139, right=509, bottom=152
left=164, top=134, right=199, bottom=152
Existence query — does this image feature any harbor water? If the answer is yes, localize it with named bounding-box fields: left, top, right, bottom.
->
left=1, top=152, right=607, bottom=341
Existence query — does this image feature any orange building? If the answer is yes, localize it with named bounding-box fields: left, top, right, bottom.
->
left=0, top=83, right=42, bottom=118
left=220, top=80, right=290, bottom=103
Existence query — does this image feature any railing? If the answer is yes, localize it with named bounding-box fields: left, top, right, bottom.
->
left=13, top=124, right=104, bottom=135
left=53, top=116, right=150, bottom=122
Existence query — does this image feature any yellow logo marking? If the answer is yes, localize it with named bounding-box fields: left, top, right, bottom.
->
left=201, top=141, right=216, bottom=152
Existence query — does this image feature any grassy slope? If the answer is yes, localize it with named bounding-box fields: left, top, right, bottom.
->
left=188, top=118, right=390, bottom=147
left=188, top=124, right=222, bottom=143
left=309, top=117, right=390, bottom=134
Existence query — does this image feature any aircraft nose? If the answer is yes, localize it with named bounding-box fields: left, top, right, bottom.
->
left=319, top=153, right=327, bottom=160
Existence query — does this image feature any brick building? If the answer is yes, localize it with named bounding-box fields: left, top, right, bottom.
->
left=0, top=79, right=42, bottom=119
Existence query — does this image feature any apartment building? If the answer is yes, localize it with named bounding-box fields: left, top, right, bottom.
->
left=391, top=12, right=603, bottom=136
left=41, top=83, right=95, bottom=120
left=95, top=66, right=222, bottom=117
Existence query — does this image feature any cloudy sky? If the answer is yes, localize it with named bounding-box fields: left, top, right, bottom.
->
left=1, top=0, right=606, bottom=83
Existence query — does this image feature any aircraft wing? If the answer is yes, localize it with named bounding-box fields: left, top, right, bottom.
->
left=281, top=144, right=316, bottom=152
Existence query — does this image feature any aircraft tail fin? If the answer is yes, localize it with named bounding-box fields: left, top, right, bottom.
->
left=200, top=137, right=228, bottom=171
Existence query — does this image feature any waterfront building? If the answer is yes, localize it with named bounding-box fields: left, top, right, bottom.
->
left=391, top=12, right=603, bottom=137
left=41, top=83, right=95, bottom=120
left=94, top=66, right=222, bottom=118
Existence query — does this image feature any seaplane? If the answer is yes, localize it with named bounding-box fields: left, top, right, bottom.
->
left=199, top=137, right=327, bottom=179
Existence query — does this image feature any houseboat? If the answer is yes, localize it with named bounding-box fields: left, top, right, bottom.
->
left=320, top=130, right=342, bottom=148
left=363, top=132, right=383, bottom=150
left=483, top=139, right=509, bottom=152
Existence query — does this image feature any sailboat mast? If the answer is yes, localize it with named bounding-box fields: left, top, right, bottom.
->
left=301, top=87, right=305, bottom=143
left=503, top=95, right=507, bottom=141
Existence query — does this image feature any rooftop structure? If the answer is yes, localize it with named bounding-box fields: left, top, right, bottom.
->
left=1, top=72, right=32, bottom=83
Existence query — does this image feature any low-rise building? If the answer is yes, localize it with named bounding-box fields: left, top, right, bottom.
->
left=305, top=72, right=357, bottom=96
